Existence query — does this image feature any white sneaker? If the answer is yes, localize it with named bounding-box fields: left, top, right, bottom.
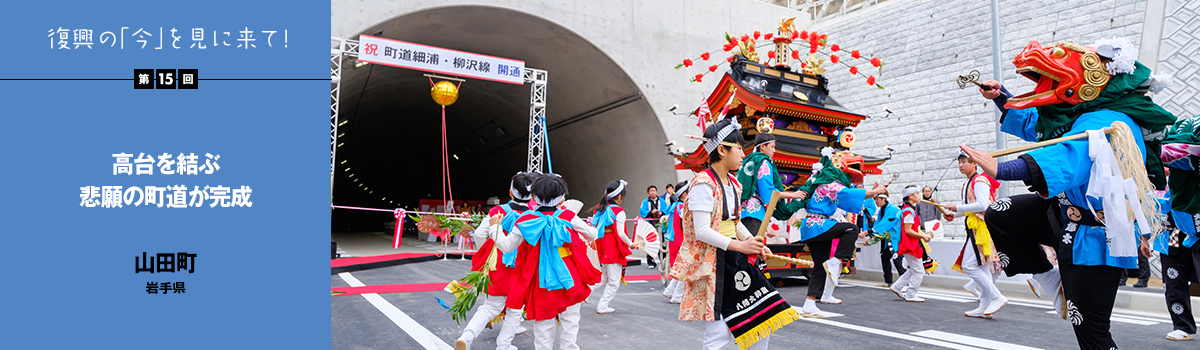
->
left=802, top=309, right=837, bottom=318
left=964, top=305, right=989, bottom=318
left=1030, top=266, right=1060, bottom=299
left=669, top=297, right=682, bottom=304
left=1166, top=329, right=1194, bottom=341
left=903, top=289, right=924, bottom=302
left=819, top=295, right=842, bottom=304
left=455, top=330, right=474, bottom=350
left=1027, top=278, right=1044, bottom=298
left=825, top=259, right=843, bottom=287
left=889, top=284, right=906, bottom=300
left=1053, top=286, right=1066, bottom=320
left=984, top=295, right=1008, bottom=315
left=515, top=326, right=527, bottom=335
left=964, top=280, right=979, bottom=299
left=801, top=303, right=832, bottom=318
left=596, top=307, right=616, bottom=314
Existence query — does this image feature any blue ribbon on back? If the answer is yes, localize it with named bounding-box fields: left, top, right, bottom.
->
left=664, top=202, right=681, bottom=241
left=592, top=205, right=616, bottom=239
left=515, top=209, right=576, bottom=291
left=499, top=208, right=522, bottom=267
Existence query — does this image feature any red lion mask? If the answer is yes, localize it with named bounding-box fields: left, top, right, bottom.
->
left=832, top=151, right=864, bottom=184
left=1006, top=40, right=1112, bottom=109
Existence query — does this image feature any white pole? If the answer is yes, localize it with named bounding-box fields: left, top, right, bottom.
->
left=989, top=0, right=1007, bottom=197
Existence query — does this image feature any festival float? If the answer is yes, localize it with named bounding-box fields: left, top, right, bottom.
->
left=671, top=18, right=891, bottom=280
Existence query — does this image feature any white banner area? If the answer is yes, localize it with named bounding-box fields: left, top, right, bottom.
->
left=357, top=35, right=525, bottom=85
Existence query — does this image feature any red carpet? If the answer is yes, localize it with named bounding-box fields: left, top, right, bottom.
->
left=332, top=282, right=449, bottom=296
left=332, top=272, right=663, bottom=296
left=331, top=251, right=476, bottom=268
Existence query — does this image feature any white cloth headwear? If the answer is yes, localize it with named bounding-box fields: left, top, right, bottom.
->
left=534, top=194, right=565, bottom=208
left=753, top=139, right=775, bottom=153
left=703, top=120, right=741, bottom=154
left=510, top=173, right=533, bottom=201
left=901, top=186, right=920, bottom=198
left=606, top=180, right=628, bottom=199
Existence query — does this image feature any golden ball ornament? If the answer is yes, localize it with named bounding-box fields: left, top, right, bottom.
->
left=431, top=80, right=459, bottom=106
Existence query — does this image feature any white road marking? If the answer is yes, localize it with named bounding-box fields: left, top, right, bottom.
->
left=1043, top=310, right=1158, bottom=326
left=846, top=281, right=1173, bottom=325
left=794, top=307, right=984, bottom=350
left=914, top=291, right=978, bottom=303
left=338, top=272, right=454, bottom=350
left=911, top=330, right=1044, bottom=350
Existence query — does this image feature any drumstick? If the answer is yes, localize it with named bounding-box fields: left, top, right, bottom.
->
left=921, top=200, right=950, bottom=215
left=763, top=253, right=813, bottom=267
left=756, top=191, right=782, bottom=237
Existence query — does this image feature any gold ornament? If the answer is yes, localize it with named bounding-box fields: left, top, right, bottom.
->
left=778, top=17, right=797, bottom=38
left=838, top=131, right=856, bottom=148
left=1078, top=52, right=1109, bottom=102
left=431, top=80, right=459, bottom=106
left=756, top=117, right=775, bottom=133
left=802, top=55, right=826, bottom=75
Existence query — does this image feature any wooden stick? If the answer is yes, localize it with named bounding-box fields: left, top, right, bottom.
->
left=763, top=253, right=814, bottom=267
left=921, top=199, right=955, bottom=217
left=988, top=126, right=1114, bottom=158
left=756, top=191, right=782, bottom=237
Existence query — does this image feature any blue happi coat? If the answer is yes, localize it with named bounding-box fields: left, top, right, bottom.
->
left=1001, top=107, right=1145, bottom=269
left=798, top=183, right=866, bottom=242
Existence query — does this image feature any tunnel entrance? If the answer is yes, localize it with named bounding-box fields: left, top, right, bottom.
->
left=332, top=6, right=674, bottom=232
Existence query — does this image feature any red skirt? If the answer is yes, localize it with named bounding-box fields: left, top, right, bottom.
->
left=470, top=239, right=515, bottom=297
left=505, top=236, right=601, bottom=321
left=596, top=226, right=632, bottom=265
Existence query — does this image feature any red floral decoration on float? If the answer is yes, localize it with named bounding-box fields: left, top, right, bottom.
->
left=673, top=17, right=886, bottom=89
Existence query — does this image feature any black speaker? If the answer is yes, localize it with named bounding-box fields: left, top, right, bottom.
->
left=331, top=242, right=340, bottom=259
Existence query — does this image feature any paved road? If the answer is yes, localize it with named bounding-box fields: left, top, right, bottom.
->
left=332, top=259, right=1192, bottom=350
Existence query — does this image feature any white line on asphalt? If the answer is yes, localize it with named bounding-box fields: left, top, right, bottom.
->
left=911, top=330, right=1044, bottom=350
left=338, top=272, right=454, bottom=350
left=915, top=291, right=978, bottom=303
left=793, top=307, right=984, bottom=350
left=1043, top=311, right=1158, bottom=326
left=847, top=281, right=1175, bottom=324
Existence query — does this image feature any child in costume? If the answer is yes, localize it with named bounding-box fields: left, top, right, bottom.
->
left=456, top=172, right=534, bottom=350
left=1144, top=191, right=1200, bottom=341
left=943, top=152, right=1008, bottom=318
left=672, top=117, right=798, bottom=350
left=1157, top=115, right=1200, bottom=341
left=590, top=180, right=634, bottom=314
left=640, top=185, right=666, bottom=268
left=789, top=148, right=886, bottom=317
left=662, top=181, right=689, bottom=304
left=738, top=133, right=807, bottom=234
left=890, top=185, right=933, bottom=302
left=962, top=38, right=1175, bottom=349
left=494, top=174, right=601, bottom=350
left=867, top=191, right=902, bottom=286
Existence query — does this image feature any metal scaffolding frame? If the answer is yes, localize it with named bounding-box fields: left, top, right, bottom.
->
left=522, top=68, right=548, bottom=173
left=329, top=36, right=550, bottom=195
